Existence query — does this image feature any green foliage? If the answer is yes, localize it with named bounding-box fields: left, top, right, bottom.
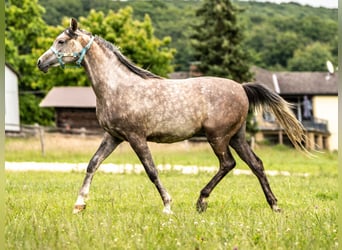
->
left=5, top=0, right=53, bottom=125
left=40, top=0, right=84, bottom=26
left=191, top=0, right=252, bottom=83
left=37, top=0, right=338, bottom=72
left=5, top=1, right=174, bottom=125
left=18, top=93, right=55, bottom=125
left=5, top=0, right=46, bottom=55
left=78, top=7, right=175, bottom=77
left=111, top=0, right=197, bottom=71
left=40, top=0, right=197, bottom=71
left=241, top=2, right=337, bottom=70
left=288, top=42, right=334, bottom=71
left=245, top=25, right=302, bottom=69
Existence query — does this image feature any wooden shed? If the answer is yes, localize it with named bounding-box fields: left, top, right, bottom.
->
left=40, top=87, right=101, bottom=131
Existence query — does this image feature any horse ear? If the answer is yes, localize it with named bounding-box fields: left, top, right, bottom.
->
left=70, top=18, right=78, bottom=32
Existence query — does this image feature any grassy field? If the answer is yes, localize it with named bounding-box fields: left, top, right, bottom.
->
left=5, top=133, right=338, bottom=249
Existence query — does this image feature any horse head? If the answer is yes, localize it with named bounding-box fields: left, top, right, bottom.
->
left=37, top=18, right=94, bottom=72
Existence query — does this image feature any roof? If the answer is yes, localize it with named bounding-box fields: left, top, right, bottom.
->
left=5, top=63, right=20, bottom=78
left=252, top=66, right=338, bottom=95
left=40, top=86, right=96, bottom=108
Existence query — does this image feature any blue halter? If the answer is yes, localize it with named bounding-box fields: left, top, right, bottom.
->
left=50, top=36, right=95, bottom=69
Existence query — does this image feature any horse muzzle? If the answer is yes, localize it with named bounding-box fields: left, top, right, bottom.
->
left=37, top=58, right=49, bottom=73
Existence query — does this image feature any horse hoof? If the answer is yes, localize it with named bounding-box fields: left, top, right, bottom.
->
left=196, top=199, right=208, bottom=213
left=73, top=204, right=86, bottom=214
left=272, top=205, right=282, bottom=213
left=163, top=207, right=174, bottom=215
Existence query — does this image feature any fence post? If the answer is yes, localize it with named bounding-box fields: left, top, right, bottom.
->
left=35, top=123, right=45, bottom=157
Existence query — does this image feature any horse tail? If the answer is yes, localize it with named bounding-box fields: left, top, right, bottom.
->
left=242, top=82, right=307, bottom=152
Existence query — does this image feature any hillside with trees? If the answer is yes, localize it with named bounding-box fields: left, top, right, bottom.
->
left=240, top=2, right=337, bottom=71
left=38, top=0, right=338, bottom=72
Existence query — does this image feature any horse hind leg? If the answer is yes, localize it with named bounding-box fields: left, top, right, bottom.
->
left=230, top=128, right=281, bottom=212
left=197, top=137, right=236, bottom=213
left=73, top=132, right=122, bottom=214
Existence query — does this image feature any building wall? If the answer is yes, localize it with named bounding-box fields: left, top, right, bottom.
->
left=5, top=65, right=20, bottom=131
left=312, top=96, right=338, bottom=151
left=56, top=108, right=100, bottom=130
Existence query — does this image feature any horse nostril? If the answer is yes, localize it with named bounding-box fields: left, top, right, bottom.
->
left=37, top=59, right=41, bottom=66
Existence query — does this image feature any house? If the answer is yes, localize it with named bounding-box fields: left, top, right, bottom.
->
left=5, top=63, right=20, bottom=132
left=39, top=86, right=101, bottom=131
left=251, top=67, right=338, bottom=151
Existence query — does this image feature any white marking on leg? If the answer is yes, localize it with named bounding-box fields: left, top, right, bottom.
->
left=75, top=195, right=86, bottom=206
left=162, top=192, right=173, bottom=214
left=163, top=204, right=173, bottom=214
left=73, top=192, right=88, bottom=214
left=272, top=205, right=282, bottom=212
left=73, top=175, right=92, bottom=213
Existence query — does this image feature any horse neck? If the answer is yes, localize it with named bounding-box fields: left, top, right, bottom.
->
left=82, top=40, right=142, bottom=97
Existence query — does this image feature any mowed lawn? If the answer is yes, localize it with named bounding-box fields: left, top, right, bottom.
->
left=5, top=134, right=338, bottom=249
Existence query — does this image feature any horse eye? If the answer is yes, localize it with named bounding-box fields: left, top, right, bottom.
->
left=58, top=40, right=65, bottom=45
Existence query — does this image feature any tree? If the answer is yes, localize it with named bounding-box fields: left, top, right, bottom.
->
left=5, top=0, right=55, bottom=125
left=262, top=30, right=301, bottom=69
left=78, top=7, right=175, bottom=77
left=191, top=0, right=251, bottom=83
left=40, top=0, right=84, bottom=26
left=288, top=42, right=334, bottom=71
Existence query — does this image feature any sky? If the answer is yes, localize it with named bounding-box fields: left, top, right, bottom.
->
left=240, top=0, right=338, bottom=9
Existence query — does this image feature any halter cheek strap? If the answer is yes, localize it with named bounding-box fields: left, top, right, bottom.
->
left=50, top=36, right=95, bottom=69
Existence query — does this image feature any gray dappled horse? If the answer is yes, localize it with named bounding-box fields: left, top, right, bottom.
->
left=37, top=18, right=306, bottom=214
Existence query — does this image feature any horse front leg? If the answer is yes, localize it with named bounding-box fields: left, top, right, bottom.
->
left=73, top=132, right=122, bottom=214
left=128, top=134, right=173, bottom=214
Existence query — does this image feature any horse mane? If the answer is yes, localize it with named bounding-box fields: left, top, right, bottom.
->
left=93, top=35, right=162, bottom=80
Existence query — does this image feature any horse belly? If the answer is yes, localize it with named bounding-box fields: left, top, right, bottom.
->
left=96, top=99, right=204, bottom=143
left=146, top=121, right=202, bottom=143
left=145, top=101, right=205, bottom=143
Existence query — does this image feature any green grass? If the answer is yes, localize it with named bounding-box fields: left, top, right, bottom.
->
left=5, top=134, right=338, bottom=249
left=6, top=171, right=337, bottom=249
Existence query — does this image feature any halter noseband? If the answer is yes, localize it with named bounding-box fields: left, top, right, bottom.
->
left=50, top=36, right=95, bottom=69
